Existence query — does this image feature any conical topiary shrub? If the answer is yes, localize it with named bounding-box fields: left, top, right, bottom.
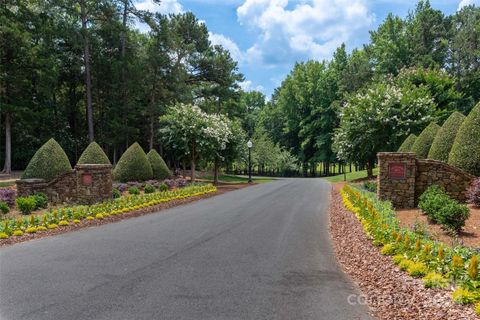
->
left=428, top=112, right=466, bottom=162
left=147, top=150, right=172, bottom=180
left=113, top=142, right=153, bottom=182
left=449, top=103, right=480, bottom=176
left=22, top=138, right=72, bottom=181
left=398, top=134, right=417, bottom=152
left=411, top=122, right=441, bottom=159
left=77, top=142, right=111, bottom=165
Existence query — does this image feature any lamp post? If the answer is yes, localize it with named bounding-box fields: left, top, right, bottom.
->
left=247, top=140, right=253, bottom=183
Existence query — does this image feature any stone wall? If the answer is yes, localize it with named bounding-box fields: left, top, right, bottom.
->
left=415, top=159, right=474, bottom=204
left=16, top=164, right=112, bottom=205
left=377, top=152, right=475, bottom=209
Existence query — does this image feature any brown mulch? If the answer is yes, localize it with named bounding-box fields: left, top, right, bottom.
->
left=329, top=184, right=478, bottom=320
left=0, top=184, right=248, bottom=248
left=397, top=206, right=480, bottom=248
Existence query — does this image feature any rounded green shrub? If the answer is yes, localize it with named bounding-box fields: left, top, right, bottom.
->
left=77, top=142, right=111, bottom=165
left=16, top=196, right=36, bottom=215
left=411, top=122, right=441, bottom=159
left=0, top=201, right=9, bottom=214
left=398, top=134, right=417, bottom=152
left=33, top=192, right=48, bottom=210
left=112, top=188, right=121, bottom=199
left=22, top=138, right=72, bottom=181
left=144, top=184, right=155, bottom=194
left=147, top=150, right=172, bottom=180
left=428, top=112, right=466, bottom=162
left=113, top=142, right=153, bottom=182
left=449, top=103, right=480, bottom=176
left=128, top=186, right=140, bottom=195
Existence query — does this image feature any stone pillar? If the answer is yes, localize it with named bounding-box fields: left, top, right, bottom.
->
left=74, top=164, right=113, bottom=204
left=377, top=152, right=417, bottom=209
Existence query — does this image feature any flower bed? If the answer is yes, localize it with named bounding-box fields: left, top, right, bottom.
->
left=341, top=185, right=480, bottom=312
left=0, top=184, right=216, bottom=240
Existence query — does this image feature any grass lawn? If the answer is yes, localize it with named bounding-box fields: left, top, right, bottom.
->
left=323, top=168, right=378, bottom=183
left=0, top=180, right=16, bottom=188
left=201, top=174, right=274, bottom=184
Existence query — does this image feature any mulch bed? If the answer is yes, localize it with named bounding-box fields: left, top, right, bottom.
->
left=0, top=184, right=248, bottom=248
left=329, top=184, right=478, bottom=320
left=397, top=206, right=480, bottom=248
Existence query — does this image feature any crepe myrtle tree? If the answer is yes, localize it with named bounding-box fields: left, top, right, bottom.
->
left=333, top=81, right=436, bottom=178
left=159, top=103, right=240, bottom=182
left=208, top=119, right=246, bottom=185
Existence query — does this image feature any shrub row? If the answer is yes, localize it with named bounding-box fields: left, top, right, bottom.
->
left=0, top=184, right=216, bottom=239
left=428, top=112, right=465, bottom=162
left=341, top=185, right=480, bottom=310
left=396, top=102, right=480, bottom=176
left=21, top=139, right=172, bottom=183
left=113, top=144, right=172, bottom=182
left=14, top=193, right=49, bottom=215
left=397, top=134, right=417, bottom=152
left=410, top=122, right=440, bottom=159
left=418, top=185, right=470, bottom=234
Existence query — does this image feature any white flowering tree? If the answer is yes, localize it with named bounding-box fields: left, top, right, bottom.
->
left=333, top=81, right=436, bottom=178
left=159, top=104, right=240, bottom=182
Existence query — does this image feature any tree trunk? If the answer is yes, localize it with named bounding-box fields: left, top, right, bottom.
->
left=149, top=114, right=154, bottom=150
left=213, top=159, right=219, bottom=185
left=366, top=160, right=374, bottom=179
left=2, top=111, right=12, bottom=174
left=113, top=145, right=117, bottom=166
left=80, top=0, right=94, bottom=143
left=190, top=142, right=196, bottom=182
left=182, top=159, right=186, bottom=178
left=190, top=157, right=196, bottom=182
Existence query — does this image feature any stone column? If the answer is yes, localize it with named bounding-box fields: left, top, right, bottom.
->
left=75, top=164, right=113, bottom=204
left=377, top=152, right=417, bottom=209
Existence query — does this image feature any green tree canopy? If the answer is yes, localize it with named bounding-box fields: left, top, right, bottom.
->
left=334, top=81, right=436, bottom=177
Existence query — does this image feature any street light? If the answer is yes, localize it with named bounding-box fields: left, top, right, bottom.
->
left=247, top=140, right=253, bottom=183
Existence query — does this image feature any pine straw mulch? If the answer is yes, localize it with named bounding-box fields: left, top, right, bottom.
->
left=0, top=184, right=248, bottom=248
left=329, top=184, right=478, bottom=320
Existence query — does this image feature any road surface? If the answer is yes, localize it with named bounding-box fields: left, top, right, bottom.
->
left=0, top=179, right=373, bottom=320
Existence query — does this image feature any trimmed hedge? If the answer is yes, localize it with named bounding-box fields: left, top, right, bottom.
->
left=411, top=122, right=441, bottom=159
left=449, top=103, right=480, bottom=176
left=77, top=142, right=111, bottom=165
left=398, top=134, right=417, bottom=152
left=22, top=138, right=72, bottom=181
left=428, top=112, right=466, bottom=162
left=113, top=142, right=153, bottom=182
left=147, top=150, right=172, bottom=180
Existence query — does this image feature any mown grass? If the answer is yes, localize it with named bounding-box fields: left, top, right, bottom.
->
left=323, top=168, right=378, bottom=183
left=0, top=181, right=15, bottom=188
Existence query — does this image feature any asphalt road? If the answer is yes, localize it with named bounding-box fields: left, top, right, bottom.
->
left=0, top=179, right=373, bottom=320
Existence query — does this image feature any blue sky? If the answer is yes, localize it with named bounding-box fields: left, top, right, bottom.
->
left=135, top=0, right=480, bottom=97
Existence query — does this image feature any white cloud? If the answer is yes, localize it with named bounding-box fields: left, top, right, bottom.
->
left=134, top=0, right=184, bottom=32
left=237, top=0, right=374, bottom=64
left=209, top=32, right=244, bottom=62
left=135, top=0, right=183, bottom=14
left=458, top=0, right=479, bottom=10
left=239, top=80, right=265, bottom=92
